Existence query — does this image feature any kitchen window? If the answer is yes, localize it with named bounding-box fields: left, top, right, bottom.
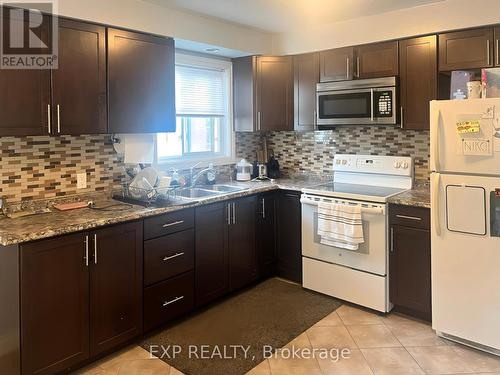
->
left=157, top=53, right=234, bottom=166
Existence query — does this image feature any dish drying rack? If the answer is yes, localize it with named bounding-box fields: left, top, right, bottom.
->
left=112, top=183, right=179, bottom=207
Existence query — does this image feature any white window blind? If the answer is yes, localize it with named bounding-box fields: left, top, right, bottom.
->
left=175, top=64, right=226, bottom=117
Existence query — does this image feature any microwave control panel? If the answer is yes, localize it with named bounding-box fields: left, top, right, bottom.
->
left=374, top=91, right=393, bottom=117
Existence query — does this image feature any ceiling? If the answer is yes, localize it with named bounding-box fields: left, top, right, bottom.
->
left=144, top=0, right=445, bottom=33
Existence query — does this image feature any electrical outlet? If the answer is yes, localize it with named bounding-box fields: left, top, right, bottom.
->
left=77, top=173, right=87, bottom=189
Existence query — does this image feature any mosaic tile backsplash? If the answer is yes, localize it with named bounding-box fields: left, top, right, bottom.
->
left=236, top=127, right=430, bottom=181
left=1, top=126, right=429, bottom=203
left=0, top=135, right=126, bottom=203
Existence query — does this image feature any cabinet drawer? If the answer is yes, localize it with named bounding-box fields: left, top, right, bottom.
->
left=144, top=271, right=194, bottom=332
left=144, top=208, right=194, bottom=240
left=144, top=229, right=194, bottom=286
left=389, top=205, right=430, bottom=230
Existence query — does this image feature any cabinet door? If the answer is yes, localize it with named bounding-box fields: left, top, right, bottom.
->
left=108, top=28, right=175, bottom=133
left=229, top=195, right=257, bottom=291
left=294, top=52, right=319, bottom=131
left=319, top=47, right=354, bottom=82
left=389, top=225, right=431, bottom=321
left=90, top=221, right=143, bottom=356
left=399, top=36, right=437, bottom=130
left=439, top=28, right=494, bottom=71
left=276, top=191, right=302, bottom=283
left=356, top=41, right=399, bottom=79
left=195, top=202, right=229, bottom=306
left=0, top=10, right=51, bottom=136
left=495, top=27, right=500, bottom=67
left=52, top=19, right=106, bottom=135
left=256, top=56, right=293, bottom=131
left=233, top=56, right=256, bottom=132
left=256, top=193, right=276, bottom=278
left=21, top=233, right=89, bottom=375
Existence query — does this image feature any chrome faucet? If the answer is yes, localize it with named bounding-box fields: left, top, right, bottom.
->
left=190, top=163, right=216, bottom=187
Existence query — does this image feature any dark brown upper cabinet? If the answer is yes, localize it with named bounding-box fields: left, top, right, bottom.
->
left=439, top=28, right=494, bottom=71
left=52, top=19, right=107, bottom=135
left=108, top=28, right=176, bottom=134
left=495, top=27, right=500, bottom=66
left=355, top=41, right=399, bottom=79
left=0, top=9, right=51, bottom=136
left=294, top=52, right=320, bottom=131
left=399, top=36, right=437, bottom=130
left=21, top=233, right=90, bottom=375
left=233, top=55, right=293, bottom=132
left=319, top=46, right=354, bottom=82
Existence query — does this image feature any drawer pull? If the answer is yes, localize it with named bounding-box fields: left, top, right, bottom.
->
left=396, top=214, right=422, bottom=221
left=163, top=296, right=184, bottom=307
left=162, top=220, right=184, bottom=228
left=163, top=252, right=185, bottom=261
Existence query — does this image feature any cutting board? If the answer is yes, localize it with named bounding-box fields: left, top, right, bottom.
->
left=53, top=202, right=89, bottom=211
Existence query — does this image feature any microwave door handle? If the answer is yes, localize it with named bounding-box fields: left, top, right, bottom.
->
left=370, top=89, right=374, bottom=122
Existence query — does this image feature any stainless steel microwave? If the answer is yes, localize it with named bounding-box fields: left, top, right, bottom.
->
left=316, top=77, right=398, bottom=128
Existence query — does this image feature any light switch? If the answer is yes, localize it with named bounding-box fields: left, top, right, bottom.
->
left=77, top=173, right=87, bottom=189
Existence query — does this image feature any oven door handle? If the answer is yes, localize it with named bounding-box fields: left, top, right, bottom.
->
left=300, top=196, right=385, bottom=215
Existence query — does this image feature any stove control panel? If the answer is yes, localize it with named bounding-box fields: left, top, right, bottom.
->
left=333, top=154, right=413, bottom=176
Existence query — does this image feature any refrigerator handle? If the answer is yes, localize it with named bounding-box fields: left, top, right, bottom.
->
left=433, top=173, right=441, bottom=236
left=432, top=109, right=441, bottom=171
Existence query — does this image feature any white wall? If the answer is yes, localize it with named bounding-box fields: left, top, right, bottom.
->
left=272, top=0, right=500, bottom=55
left=53, top=0, right=273, bottom=55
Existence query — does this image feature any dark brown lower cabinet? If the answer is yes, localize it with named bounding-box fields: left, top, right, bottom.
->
left=21, top=233, right=90, bottom=375
left=90, top=222, right=143, bottom=357
left=389, top=205, right=431, bottom=321
left=256, top=193, right=277, bottom=278
left=20, top=221, right=143, bottom=375
left=229, top=195, right=258, bottom=291
left=195, top=202, right=230, bottom=306
left=276, top=191, right=302, bottom=283
left=195, top=196, right=258, bottom=306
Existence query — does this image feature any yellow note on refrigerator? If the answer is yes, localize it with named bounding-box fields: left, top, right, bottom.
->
left=456, top=120, right=481, bottom=134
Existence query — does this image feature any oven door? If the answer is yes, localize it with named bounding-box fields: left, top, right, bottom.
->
left=316, top=87, right=397, bottom=127
left=301, top=194, right=388, bottom=276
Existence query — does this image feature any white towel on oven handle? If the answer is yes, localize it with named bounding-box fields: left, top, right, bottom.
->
left=317, top=201, right=364, bottom=251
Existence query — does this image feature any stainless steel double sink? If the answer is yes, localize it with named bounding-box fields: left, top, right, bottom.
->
left=173, top=184, right=246, bottom=200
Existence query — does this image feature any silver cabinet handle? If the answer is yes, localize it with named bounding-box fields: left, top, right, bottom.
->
left=163, top=252, right=184, bottom=261
left=163, top=296, right=184, bottom=307
left=313, top=110, right=317, bottom=130
left=47, top=104, right=51, bottom=134
left=390, top=227, right=394, bottom=252
left=396, top=214, right=422, bottom=221
left=356, top=57, right=360, bottom=78
left=370, top=89, right=374, bottom=122
left=496, top=38, right=499, bottom=66
left=227, top=203, right=231, bottom=225
left=93, top=233, right=98, bottom=264
left=84, top=235, right=89, bottom=267
left=232, top=202, right=236, bottom=225
left=487, top=40, right=491, bottom=66
left=400, top=106, right=404, bottom=129
left=257, top=111, right=261, bottom=131
left=346, top=57, right=350, bottom=79
left=261, top=198, right=266, bottom=219
left=162, top=220, right=184, bottom=228
left=56, top=104, right=61, bottom=134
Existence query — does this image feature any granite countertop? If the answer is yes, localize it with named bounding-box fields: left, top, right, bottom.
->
left=0, top=176, right=327, bottom=247
left=387, top=183, right=431, bottom=209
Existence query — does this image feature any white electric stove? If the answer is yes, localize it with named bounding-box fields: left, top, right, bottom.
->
left=301, top=154, right=413, bottom=312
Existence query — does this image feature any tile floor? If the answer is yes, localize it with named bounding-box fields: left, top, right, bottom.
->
left=75, top=304, right=500, bottom=375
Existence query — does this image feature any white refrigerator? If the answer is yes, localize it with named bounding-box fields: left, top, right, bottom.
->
left=430, top=98, right=500, bottom=354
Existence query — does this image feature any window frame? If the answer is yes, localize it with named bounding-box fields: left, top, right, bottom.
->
left=155, top=52, right=235, bottom=169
